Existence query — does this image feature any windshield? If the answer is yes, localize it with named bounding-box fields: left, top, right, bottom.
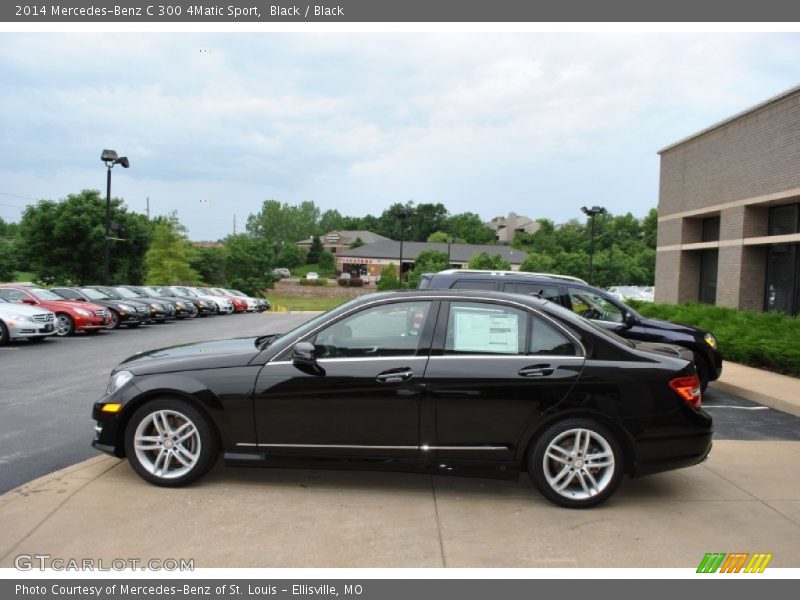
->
left=231, top=290, right=247, bottom=296
left=137, top=288, right=159, bottom=298
left=114, top=287, right=141, bottom=299
left=177, top=287, right=197, bottom=296
left=154, top=287, right=175, bottom=297
left=29, top=288, right=64, bottom=300
left=80, top=288, right=111, bottom=300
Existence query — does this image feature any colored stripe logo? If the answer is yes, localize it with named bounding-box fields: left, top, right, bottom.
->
left=697, top=553, right=773, bottom=573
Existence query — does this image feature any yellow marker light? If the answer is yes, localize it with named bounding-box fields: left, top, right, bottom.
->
left=101, top=403, right=123, bottom=413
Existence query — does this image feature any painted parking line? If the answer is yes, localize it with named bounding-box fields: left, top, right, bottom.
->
left=705, top=406, right=770, bottom=411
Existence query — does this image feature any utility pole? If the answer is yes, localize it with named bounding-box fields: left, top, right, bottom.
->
left=581, top=205, right=606, bottom=285
left=233, top=214, right=237, bottom=235
left=146, top=196, right=150, bottom=219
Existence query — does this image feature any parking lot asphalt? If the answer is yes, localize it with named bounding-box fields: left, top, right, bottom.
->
left=0, top=312, right=311, bottom=494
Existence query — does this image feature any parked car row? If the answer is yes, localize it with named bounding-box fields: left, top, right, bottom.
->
left=0, top=284, right=269, bottom=345
left=607, top=285, right=655, bottom=302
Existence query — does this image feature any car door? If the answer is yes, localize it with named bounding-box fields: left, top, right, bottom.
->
left=424, top=300, right=585, bottom=463
left=252, top=299, right=437, bottom=460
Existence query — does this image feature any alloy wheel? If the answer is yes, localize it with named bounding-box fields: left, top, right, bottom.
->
left=133, top=409, right=202, bottom=479
left=542, top=428, right=615, bottom=501
left=56, top=314, right=74, bottom=336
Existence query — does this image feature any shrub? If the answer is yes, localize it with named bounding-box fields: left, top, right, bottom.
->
left=628, top=300, right=800, bottom=376
left=377, top=263, right=399, bottom=291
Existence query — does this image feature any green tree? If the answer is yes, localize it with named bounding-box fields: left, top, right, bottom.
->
left=144, top=216, right=200, bottom=285
left=15, top=189, right=153, bottom=285
left=467, top=252, right=512, bottom=270
left=224, top=234, right=275, bottom=295
left=642, top=207, right=658, bottom=249
left=318, top=209, right=347, bottom=235
left=191, top=246, right=228, bottom=286
left=377, top=263, right=399, bottom=291
left=427, top=231, right=453, bottom=243
left=443, top=212, right=496, bottom=244
left=306, top=235, right=324, bottom=264
left=0, top=240, right=15, bottom=281
left=318, top=251, right=336, bottom=276
left=349, top=237, right=365, bottom=249
left=246, top=199, right=321, bottom=247
left=407, top=249, right=450, bottom=288
left=276, top=244, right=306, bottom=268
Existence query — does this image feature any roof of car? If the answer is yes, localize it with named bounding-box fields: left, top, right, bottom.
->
left=424, top=269, right=589, bottom=285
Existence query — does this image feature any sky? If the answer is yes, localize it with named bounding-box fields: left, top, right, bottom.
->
left=0, top=32, right=799, bottom=240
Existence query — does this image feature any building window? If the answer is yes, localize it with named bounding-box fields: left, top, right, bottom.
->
left=701, top=216, right=720, bottom=242
left=699, top=249, right=718, bottom=304
left=768, top=204, right=799, bottom=236
left=765, top=244, right=799, bottom=316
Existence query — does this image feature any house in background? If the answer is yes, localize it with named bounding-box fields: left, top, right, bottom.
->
left=486, top=212, right=541, bottom=243
left=296, top=230, right=392, bottom=255
left=336, top=241, right=529, bottom=279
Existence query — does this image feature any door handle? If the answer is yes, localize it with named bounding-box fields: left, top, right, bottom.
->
left=518, top=364, right=555, bottom=378
left=376, top=368, right=414, bottom=383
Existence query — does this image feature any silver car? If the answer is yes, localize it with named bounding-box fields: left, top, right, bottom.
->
left=0, top=297, right=57, bottom=344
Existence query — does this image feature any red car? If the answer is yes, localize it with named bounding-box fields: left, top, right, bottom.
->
left=0, top=285, right=110, bottom=336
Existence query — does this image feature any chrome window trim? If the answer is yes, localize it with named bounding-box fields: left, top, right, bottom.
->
left=428, top=355, right=585, bottom=361
left=236, top=442, right=509, bottom=451
left=268, top=294, right=587, bottom=362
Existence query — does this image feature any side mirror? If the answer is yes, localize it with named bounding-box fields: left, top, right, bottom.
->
left=623, top=312, right=637, bottom=328
left=292, top=341, right=317, bottom=365
left=22, top=298, right=36, bottom=305
left=292, top=342, right=325, bottom=376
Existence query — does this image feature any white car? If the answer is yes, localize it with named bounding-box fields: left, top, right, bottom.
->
left=0, top=297, right=57, bottom=344
left=170, top=286, right=234, bottom=314
left=306, top=272, right=319, bottom=281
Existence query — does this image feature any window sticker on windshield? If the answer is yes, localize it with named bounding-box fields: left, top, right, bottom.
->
left=453, top=308, right=519, bottom=354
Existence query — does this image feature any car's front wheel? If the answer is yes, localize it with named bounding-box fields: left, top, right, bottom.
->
left=55, top=313, right=75, bottom=336
left=529, top=418, right=623, bottom=508
left=124, top=398, right=219, bottom=487
left=107, top=309, right=120, bottom=329
left=0, top=320, right=9, bottom=346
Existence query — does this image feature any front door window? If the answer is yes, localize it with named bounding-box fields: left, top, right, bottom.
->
left=567, top=288, right=623, bottom=323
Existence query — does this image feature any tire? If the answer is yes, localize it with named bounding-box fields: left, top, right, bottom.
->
left=107, top=309, right=121, bottom=330
left=694, top=354, right=711, bottom=393
left=55, top=313, right=75, bottom=337
left=528, top=418, right=624, bottom=509
left=124, top=398, right=219, bottom=487
left=0, top=320, right=8, bottom=346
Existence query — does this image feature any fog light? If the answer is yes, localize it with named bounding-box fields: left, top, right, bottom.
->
left=101, top=403, right=123, bottom=413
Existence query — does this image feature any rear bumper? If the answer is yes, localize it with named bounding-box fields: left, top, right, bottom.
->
left=630, top=408, right=714, bottom=477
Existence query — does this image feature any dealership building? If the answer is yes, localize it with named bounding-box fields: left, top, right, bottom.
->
left=655, top=85, right=800, bottom=316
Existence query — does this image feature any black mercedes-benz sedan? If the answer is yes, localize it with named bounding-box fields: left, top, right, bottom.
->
left=92, top=290, right=712, bottom=508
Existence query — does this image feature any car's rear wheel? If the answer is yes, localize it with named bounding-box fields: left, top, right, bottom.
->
left=529, top=418, right=623, bottom=508
left=124, top=398, right=218, bottom=487
left=55, top=313, right=75, bottom=337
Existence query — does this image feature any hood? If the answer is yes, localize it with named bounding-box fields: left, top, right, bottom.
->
left=119, top=337, right=261, bottom=373
left=638, top=316, right=706, bottom=337
left=45, top=299, right=104, bottom=311
left=634, top=341, right=694, bottom=363
left=0, top=302, right=54, bottom=317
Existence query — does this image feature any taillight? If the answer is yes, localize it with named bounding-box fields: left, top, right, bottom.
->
left=669, top=375, right=702, bottom=409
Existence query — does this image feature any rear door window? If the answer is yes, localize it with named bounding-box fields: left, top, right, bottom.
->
left=444, top=302, right=527, bottom=355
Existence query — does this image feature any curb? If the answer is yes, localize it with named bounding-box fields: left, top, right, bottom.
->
left=711, top=380, right=800, bottom=417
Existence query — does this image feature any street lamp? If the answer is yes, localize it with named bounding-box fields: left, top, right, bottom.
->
left=101, top=149, right=130, bottom=285
left=581, top=205, right=606, bottom=284
left=395, top=207, right=414, bottom=288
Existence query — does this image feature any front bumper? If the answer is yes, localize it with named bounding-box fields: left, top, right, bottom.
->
left=7, top=320, right=56, bottom=339
left=75, top=315, right=111, bottom=330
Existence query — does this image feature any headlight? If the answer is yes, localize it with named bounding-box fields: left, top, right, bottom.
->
left=704, top=333, right=717, bottom=349
left=106, top=370, right=134, bottom=395
left=118, top=304, right=135, bottom=312
left=175, top=301, right=185, bottom=308
left=75, top=308, right=91, bottom=317
left=7, top=312, right=34, bottom=322
left=150, top=302, right=162, bottom=310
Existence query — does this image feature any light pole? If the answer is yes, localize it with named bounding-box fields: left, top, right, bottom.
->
left=101, top=149, right=130, bottom=285
left=395, top=207, right=414, bottom=288
left=581, top=205, right=606, bottom=285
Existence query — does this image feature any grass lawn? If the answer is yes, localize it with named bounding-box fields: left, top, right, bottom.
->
left=5, top=271, right=37, bottom=283
left=266, top=295, right=349, bottom=312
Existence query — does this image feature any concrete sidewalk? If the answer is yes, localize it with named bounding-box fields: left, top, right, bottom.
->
left=1, top=440, right=799, bottom=568
left=713, top=361, right=800, bottom=417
